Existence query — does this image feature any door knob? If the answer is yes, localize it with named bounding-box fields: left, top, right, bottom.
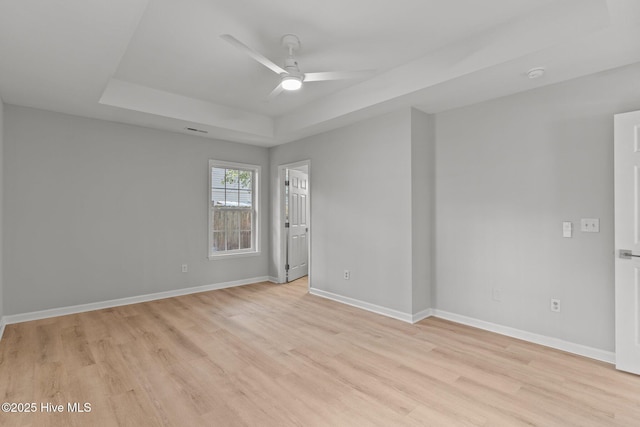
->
left=619, top=249, right=640, bottom=259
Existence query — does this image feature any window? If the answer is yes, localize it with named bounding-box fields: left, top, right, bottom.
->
left=209, top=160, right=260, bottom=258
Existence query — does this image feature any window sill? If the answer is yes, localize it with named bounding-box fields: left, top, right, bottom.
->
left=208, top=250, right=261, bottom=261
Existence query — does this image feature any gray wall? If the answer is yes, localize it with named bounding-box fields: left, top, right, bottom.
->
left=0, top=98, right=4, bottom=322
left=3, top=62, right=640, bottom=355
left=411, top=109, right=435, bottom=313
left=434, top=62, right=640, bottom=351
left=270, top=109, right=416, bottom=314
left=3, top=106, right=270, bottom=315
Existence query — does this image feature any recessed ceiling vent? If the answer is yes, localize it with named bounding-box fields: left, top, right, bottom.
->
left=185, top=127, right=208, bottom=134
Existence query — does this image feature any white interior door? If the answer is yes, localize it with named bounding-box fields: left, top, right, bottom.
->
left=614, top=110, right=640, bottom=375
left=287, top=170, right=309, bottom=281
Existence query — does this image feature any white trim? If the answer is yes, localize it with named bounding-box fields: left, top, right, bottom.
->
left=208, top=250, right=261, bottom=261
left=301, top=290, right=614, bottom=364
left=432, top=309, right=615, bottom=364
left=268, top=276, right=281, bottom=284
left=0, top=280, right=614, bottom=366
left=412, top=308, right=433, bottom=323
left=2, top=276, right=270, bottom=325
left=208, top=159, right=261, bottom=259
left=309, top=288, right=414, bottom=323
left=277, top=160, right=311, bottom=285
left=308, top=289, right=432, bottom=324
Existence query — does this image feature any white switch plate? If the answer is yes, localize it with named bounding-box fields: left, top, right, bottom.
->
left=580, top=218, right=600, bottom=233
left=562, top=221, right=572, bottom=238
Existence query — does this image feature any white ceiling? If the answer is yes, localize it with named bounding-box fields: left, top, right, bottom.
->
left=1, top=0, right=640, bottom=146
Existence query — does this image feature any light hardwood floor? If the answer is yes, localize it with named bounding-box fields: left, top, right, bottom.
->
left=1, top=278, right=640, bottom=426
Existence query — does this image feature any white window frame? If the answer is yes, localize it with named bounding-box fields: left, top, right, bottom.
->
left=208, top=159, right=260, bottom=260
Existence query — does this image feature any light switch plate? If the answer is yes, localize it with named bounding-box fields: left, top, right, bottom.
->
left=562, top=221, right=572, bottom=238
left=581, top=218, right=600, bottom=233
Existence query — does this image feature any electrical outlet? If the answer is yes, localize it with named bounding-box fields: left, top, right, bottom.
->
left=580, top=218, right=600, bottom=233
left=550, top=298, right=561, bottom=312
left=181, top=264, right=188, bottom=273
left=343, top=270, right=350, bottom=280
left=492, top=288, right=502, bottom=302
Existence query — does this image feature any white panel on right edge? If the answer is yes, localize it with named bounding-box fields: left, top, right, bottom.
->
left=614, top=111, right=640, bottom=375
left=580, top=218, right=599, bottom=232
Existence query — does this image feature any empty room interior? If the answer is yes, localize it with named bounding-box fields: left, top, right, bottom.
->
left=3, top=0, right=640, bottom=425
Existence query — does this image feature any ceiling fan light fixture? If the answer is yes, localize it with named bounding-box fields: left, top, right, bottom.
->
left=281, top=75, right=302, bottom=91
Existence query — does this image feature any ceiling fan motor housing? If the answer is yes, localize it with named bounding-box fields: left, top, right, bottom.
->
left=283, top=57, right=302, bottom=74
left=282, top=56, right=304, bottom=89
left=281, top=38, right=304, bottom=89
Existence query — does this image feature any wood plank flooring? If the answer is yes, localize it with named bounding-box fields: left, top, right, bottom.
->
left=1, top=278, right=640, bottom=426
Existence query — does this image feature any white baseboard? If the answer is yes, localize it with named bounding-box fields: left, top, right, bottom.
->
left=0, top=279, right=615, bottom=365
left=2, top=276, right=270, bottom=326
left=412, top=308, right=433, bottom=323
left=309, top=288, right=415, bottom=323
left=268, top=276, right=281, bottom=284
left=432, top=309, right=615, bottom=364
left=308, top=289, right=433, bottom=325
left=303, top=290, right=614, bottom=364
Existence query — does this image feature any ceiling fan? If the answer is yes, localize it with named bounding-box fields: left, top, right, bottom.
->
left=220, top=34, right=373, bottom=99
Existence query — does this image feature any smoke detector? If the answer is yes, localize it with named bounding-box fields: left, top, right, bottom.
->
left=527, top=67, right=545, bottom=79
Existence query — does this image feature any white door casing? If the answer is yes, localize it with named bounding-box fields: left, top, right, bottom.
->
left=287, top=169, right=309, bottom=282
left=614, top=110, right=640, bottom=375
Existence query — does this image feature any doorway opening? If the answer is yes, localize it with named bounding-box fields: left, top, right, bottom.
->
left=279, top=160, right=310, bottom=287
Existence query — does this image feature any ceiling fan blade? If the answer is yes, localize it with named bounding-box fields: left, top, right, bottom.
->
left=220, top=34, right=286, bottom=75
left=267, top=84, right=284, bottom=101
left=303, top=70, right=375, bottom=82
